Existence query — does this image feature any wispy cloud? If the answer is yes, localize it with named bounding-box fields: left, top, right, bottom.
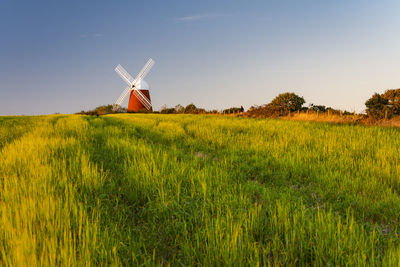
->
left=175, top=13, right=231, bottom=22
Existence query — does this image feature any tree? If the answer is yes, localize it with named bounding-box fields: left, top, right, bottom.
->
left=184, top=104, right=197, bottom=114
left=365, top=89, right=400, bottom=119
left=175, top=104, right=184, bottom=113
left=365, top=93, right=389, bottom=119
left=246, top=92, right=306, bottom=118
left=269, top=92, right=305, bottom=113
left=382, top=89, right=400, bottom=114
left=309, top=103, right=326, bottom=112
left=160, top=105, right=176, bottom=114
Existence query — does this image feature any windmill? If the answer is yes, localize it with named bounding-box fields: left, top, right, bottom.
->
left=113, top=58, right=155, bottom=112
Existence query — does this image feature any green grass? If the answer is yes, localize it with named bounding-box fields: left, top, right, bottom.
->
left=1, top=114, right=400, bottom=266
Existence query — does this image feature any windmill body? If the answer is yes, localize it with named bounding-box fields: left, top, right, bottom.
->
left=127, top=80, right=152, bottom=112
left=113, top=58, right=154, bottom=112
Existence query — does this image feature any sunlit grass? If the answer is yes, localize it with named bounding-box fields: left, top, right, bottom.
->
left=1, top=114, right=400, bottom=265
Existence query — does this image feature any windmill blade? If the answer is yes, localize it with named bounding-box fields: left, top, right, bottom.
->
left=115, top=64, right=135, bottom=86
left=132, top=58, right=154, bottom=87
left=132, top=88, right=152, bottom=110
left=114, top=86, right=132, bottom=108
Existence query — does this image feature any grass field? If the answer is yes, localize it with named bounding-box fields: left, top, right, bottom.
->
left=1, top=114, right=400, bottom=266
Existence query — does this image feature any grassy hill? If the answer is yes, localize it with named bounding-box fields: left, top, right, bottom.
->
left=1, top=114, right=400, bottom=265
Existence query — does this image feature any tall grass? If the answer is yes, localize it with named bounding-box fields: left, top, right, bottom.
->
left=1, top=114, right=400, bottom=265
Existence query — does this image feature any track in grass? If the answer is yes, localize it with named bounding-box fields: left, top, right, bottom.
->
left=1, top=114, right=400, bottom=265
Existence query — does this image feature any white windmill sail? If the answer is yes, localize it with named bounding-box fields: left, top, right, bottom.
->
left=113, top=58, right=154, bottom=111
left=132, top=58, right=154, bottom=86
left=115, top=64, right=135, bottom=85
left=114, top=86, right=131, bottom=108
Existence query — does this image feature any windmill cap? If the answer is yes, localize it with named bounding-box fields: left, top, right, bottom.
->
left=135, top=79, right=150, bottom=90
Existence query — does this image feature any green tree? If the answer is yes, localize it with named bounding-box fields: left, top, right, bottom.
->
left=175, top=104, right=184, bottom=113
left=365, top=93, right=388, bottom=119
left=269, top=92, right=305, bottom=113
left=382, top=89, right=400, bottom=115
left=184, top=104, right=197, bottom=114
left=160, top=105, right=175, bottom=114
left=365, top=89, right=400, bottom=119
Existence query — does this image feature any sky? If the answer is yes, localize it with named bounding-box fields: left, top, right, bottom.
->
left=1, top=0, right=400, bottom=115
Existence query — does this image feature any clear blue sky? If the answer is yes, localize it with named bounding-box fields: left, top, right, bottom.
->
left=1, top=0, right=400, bottom=115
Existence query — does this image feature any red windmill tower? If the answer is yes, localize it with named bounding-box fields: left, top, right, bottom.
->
left=113, top=58, right=154, bottom=112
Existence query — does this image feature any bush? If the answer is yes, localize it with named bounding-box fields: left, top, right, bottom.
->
left=223, top=106, right=244, bottom=114
left=183, top=104, right=205, bottom=114
left=309, top=104, right=326, bottom=112
left=160, top=107, right=176, bottom=114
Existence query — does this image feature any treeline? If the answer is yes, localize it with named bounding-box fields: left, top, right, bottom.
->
left=76, top=105, right=126, bottom=116
left=246, top=89, right=400, bottom=120
left=160, top=104, right=244, bottom=115
left=160, top=104, right=207, bottom=114
left=160, top=94, right=351, bottom=118
left=246, top=92, right=345, bottom=118
left=78, top=88, right=400, bottom=121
